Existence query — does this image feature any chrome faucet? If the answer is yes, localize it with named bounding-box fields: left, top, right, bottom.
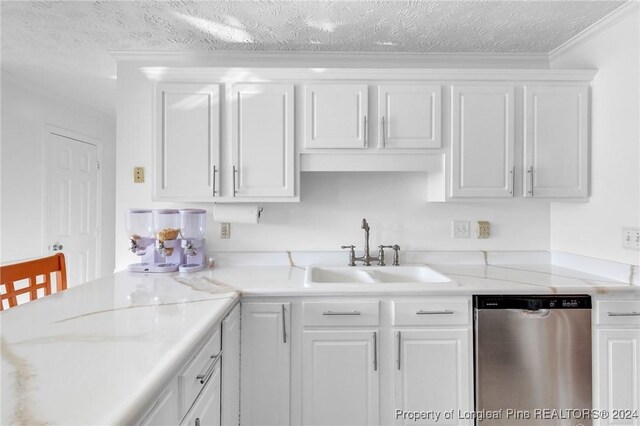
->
left=341, top=218, right=400, bottom=266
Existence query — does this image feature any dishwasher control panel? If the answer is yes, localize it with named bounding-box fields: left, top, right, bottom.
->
left=474, top=295, right=592, bottom=310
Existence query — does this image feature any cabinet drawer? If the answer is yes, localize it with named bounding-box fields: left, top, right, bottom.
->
left=393, top=299, right=470, bottom=326
left=596, top=299, right=640, bottom=326
left=303, top=301, right=379, bottom=326
left=178, top=325, right=222, bottom=417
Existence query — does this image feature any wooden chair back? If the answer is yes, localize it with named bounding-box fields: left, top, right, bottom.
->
left=0, top=253, right=67, bottom=310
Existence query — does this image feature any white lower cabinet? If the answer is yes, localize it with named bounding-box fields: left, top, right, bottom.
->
left=240, top=302, right=291, bottom=426
left=393, top=329, right=472, bottom=426
left=181, top=360, right=222, bottom=426
left=302, top=330, right=379, bottom=426
left=139, top=383, right=180, bottom=426
left=222, top=304, right=241, bottom=426
left=594, top=298, right=640, bottom=426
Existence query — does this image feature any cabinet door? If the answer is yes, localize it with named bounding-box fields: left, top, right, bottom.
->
left=394, top=329, right=472, bottom=426
left=231, top=84, right=295, bottom=198
left=305, top=84, right=369, bottom=148
left=221, top=304, right=240, bottom=426
left=378, top=85, right=441, bottom=149
left=524, top=85, right=589, bottom=198
left=450, top=86, right=515, bottom=198
left=240, top=303, right=290, bottom=426
left=154, top=83, right=220, bottom=200
left=595, top=328, right=640, bottom=426
left=302, top=330, right=379, bottom=426
left=181, top=359, right=221, bottom=426
left=138, top=382, right=179, bottom=426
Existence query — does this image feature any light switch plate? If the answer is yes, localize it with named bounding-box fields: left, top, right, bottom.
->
left=220, top=223, right=231, bottom=239
left=477, top=221, right=491, bottom=239
left=622, top=227, right=640, bottom=250
left=452, top=221, right=470, bottom=239
left=134, top=167, right=144, bottom=183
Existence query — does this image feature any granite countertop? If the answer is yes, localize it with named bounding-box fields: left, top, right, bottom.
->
left=2, top=252, right=638, bottom=425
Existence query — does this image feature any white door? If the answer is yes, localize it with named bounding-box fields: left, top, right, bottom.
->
left=302, top=330, right=379, bottom=426
left=595, top=328, right=640, bottom=426
left=46, top=132, right=99, bottom=287
left=394, top=329, right=472, bottom=426
left=221, top=304, right=240, bottom=426
left=378, top=84, right=441, bottom=149
left=524, top=85, right=589, bottom=198
left=240, top=303, right=290, bottom=426
left=181, top=360, right=222, bottom=426
left=304, top=84, right=369, bottom=149
left=154, top=83, right=220, bottom=200
left=231, top=83, right=295, bottom=198
left=450, top=86, right=515, bottom=198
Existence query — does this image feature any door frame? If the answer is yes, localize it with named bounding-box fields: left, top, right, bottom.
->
left=42, top=124, right=103, bottom=280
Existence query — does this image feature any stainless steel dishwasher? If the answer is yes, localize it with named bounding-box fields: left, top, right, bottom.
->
left=474, top=295, right=592, bottom=426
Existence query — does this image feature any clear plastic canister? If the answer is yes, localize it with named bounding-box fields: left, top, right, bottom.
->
left=153, top=209, right=180, bottom=242
left=179, top=209, right=207, bottom=240
left=125, top=209, right=153, bottom=240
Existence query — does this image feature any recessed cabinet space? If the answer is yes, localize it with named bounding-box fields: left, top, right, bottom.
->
left=450, top=85, right=515, bottom=198
left=240, top=302, right=291, bottom=426
left=524, top=85, right=589, bottom=198
left=304, top=84, right=369, bottom=149
left=231, top=83, right=295, bottom=198
left=378, top=84, right=442, bottom=149
left=153, top=83, right=220, bottom=201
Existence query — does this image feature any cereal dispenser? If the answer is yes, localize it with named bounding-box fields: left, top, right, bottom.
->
left=179, top=209, right=207, bottom=273
left=152, top=209, right=183, bottom=272
left=125, top=209, right=160, bottom=272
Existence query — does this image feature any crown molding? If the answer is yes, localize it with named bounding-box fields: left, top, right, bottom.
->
left=549, top=1, right=640, bottom=61
left=140, top=66, right=596, bottom=83
left=112, top=50, right=550, bottom=69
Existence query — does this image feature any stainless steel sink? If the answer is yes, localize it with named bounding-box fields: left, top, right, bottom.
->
left=305, top=265, right=451, bottom=285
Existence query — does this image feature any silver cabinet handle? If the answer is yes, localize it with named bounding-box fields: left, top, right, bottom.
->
left=380, top=116, right=386, bottom=149
left=195, top=418, right=200, bottom=426
left=396, top=331, right=401, bottom=370
left=282, top=304, right=287, bottom=343
left=232, top=165, right=238, bottom=197
left=416, top=310, right=454, bottom=315
left=363, top=116, right=368, bottom=147
left=509, top=167, right=514, bottom=196
left=373, top=331, right=378, bottom=371
left=196, top=353, right=221, bottom=384
left=322, top=311, right=361, bottom=316
left=607, top=311, right=640, bottom=317
left=212, top=165, right=218, bottom=196
left=527, top=166, right=534, bottom=196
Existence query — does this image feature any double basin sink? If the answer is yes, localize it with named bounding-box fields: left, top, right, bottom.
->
left=305, top=265, right=451, bottom=285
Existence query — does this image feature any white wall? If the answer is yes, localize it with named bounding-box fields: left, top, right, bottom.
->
left=0, top=72, right=117, bottom=277
left=550, top=8, right=640, bottom=265
left=115, top=61, right=551, bottom=270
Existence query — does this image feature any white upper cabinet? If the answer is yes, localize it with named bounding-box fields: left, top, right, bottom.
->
left=524, top=85, right=589, bottom=198
left=154, top=83, right=220, bottom=200
left=231, top=83, right=295, bottom=198
left=304, top=84, right=369, bottom=149
left=450, top=86, right=515, bottom=198
left=377, top=84, right=442, bottom=149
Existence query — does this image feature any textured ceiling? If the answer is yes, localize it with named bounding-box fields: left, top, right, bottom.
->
left=1, top=1, right=626, bottom=117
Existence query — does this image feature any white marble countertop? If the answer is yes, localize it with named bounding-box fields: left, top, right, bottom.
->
left=2, top=252, right=638, bottom=425
left=1, top=272, right=239, bottom=425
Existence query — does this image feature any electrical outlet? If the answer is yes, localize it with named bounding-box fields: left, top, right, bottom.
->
left=133, top=167, right=144, bottom=183
left=452, top=221, right=470, bottom=239
left=477, top=221, right=491, bottom=239
left=622, top=227, right=640, bottom=250
left=220, top=223, right=231, bottom=239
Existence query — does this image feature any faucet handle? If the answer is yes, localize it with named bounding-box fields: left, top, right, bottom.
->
left=378, top=245, right=393, bottom=266
left=341, top=245, right=356, bottom=267
left=391, top=245, right=401, bottom=266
